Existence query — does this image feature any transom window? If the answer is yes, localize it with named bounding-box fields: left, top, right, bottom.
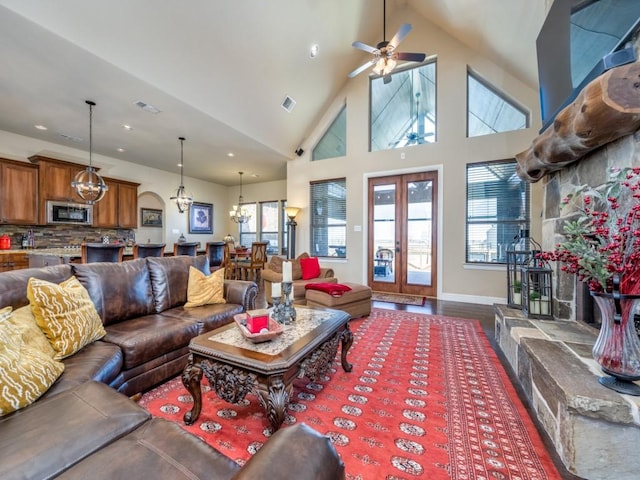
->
left=466, top=160, right=529, bottom=264
left=313, top=105, right=347, bottom=161
left=370, top=61, right=436, bottom=151
left=467, top=69, right=528, bottom=137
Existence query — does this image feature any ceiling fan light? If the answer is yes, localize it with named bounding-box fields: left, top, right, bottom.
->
left=383, top=58, right=397, bottom=75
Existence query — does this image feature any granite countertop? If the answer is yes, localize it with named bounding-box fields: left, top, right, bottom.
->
left=1, top=247, right=135, bottom=258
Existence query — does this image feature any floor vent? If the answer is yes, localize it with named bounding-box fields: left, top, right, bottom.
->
left=281, top=95, right=296, bottom=113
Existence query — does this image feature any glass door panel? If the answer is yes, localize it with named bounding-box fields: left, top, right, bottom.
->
left=405, top=180, right=432, bottom=287
left=373, top=184, right=396, bottom=284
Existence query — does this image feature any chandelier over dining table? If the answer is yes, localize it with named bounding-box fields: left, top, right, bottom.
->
left=229, top=171, right=251, bottom=224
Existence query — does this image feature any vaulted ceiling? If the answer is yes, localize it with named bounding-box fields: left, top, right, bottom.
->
left=0, top=0, right=548, bottom=186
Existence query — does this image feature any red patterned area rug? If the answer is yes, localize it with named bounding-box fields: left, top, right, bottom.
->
left=139, top=308, right=560, bottom=480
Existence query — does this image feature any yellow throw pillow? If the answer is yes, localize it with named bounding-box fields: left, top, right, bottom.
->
left=184, top=267, right=226, bottom=308
left=5, top=305, right=56, bottom=358
left=0, top=321, right=64, bottom=416
left=27, top=276, right=106, bottom=360
left=0, top=306, right=12, bottom=322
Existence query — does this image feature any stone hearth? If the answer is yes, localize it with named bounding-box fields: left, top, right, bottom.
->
left=495, top=304, right=640, bottom=480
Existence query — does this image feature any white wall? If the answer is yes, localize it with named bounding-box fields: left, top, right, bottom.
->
left=288, top=4, right=543, bottom=304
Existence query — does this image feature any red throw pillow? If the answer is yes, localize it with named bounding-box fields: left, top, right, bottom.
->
left=300, top=257, right=321, bottom=280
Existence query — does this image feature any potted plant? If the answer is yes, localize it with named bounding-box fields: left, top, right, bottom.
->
left=529, top=290, right=541, bottom=314
left=540, top=166, right=640, bottom=394
left=512, top=280, right=522, bottom=305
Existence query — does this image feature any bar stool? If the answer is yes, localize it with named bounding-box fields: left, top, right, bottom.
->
left=81, top=243, right=124, bottom=263
left=205, top=241, right=225, bottom=272
left=173, top=242, right=198, bottom=256
left=133, top=243, right=166, bottom=259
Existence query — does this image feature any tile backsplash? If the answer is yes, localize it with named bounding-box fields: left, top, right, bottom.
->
left=0, top=224, right=135, bottom=248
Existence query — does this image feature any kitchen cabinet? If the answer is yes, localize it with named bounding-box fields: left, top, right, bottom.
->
left=0, top=158, right=38, bottom=225
left=93, top=178, right=139, bottom=228
left=29, top=155, right=86, bottom=224
left=0, top=253, right=29, bottom=272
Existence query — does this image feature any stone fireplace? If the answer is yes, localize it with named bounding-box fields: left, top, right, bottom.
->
left=495, top=61, right=640, bottom=479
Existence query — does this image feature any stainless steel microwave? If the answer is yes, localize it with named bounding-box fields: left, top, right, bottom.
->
left=46, top=201, right=93, bottom=225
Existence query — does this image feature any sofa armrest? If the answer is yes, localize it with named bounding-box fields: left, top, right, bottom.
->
left=319, top=267, right=334, bottom=278
left=224, top=280, right=257, bottom=311
left=231, top=423, right=344, bottom=480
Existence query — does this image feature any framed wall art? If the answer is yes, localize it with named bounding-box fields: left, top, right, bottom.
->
left=188, top=202, right=213, bottom=234
left=140, top=208, right=163, bottom=227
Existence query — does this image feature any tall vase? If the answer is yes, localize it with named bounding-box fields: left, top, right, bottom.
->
left=591, top=290, right=640, bottom=395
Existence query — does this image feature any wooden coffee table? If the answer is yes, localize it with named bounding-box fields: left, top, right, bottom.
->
left=182, top=306, right=353, bottom=430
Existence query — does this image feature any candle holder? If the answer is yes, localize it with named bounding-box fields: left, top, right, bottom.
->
left=271, top=296, right=286, bottom=324
left=280, top=281, right=296, bottom=324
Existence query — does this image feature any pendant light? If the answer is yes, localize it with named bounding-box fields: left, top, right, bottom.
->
left=229, top=171, right=251, bottom=224
left=170, top=136, right=193, bottom=213
left=71, top=100, right=108, bottom=204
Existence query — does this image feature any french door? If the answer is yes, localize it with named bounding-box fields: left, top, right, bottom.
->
left=368, top=171, right=438, bottom=297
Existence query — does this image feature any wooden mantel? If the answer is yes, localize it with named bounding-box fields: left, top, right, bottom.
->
left=516, top=61, right=640, bottom=182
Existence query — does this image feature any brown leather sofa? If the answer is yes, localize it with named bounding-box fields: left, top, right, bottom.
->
left=0, top=381, right=344, bottom=479
left=261, top=253, right=337, bottom=304
left=0, top=256, right=345, bottom=479
left=0, top=255, right=257, bottom=397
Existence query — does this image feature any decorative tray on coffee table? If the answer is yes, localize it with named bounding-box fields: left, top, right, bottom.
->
left=233, top=313, right=284, bottom=343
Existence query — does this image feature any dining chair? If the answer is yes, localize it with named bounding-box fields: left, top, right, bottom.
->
left=173, top=242, right=199, bottom=256
left=222, top=242, right=236, bottom=279
left=237, top=241, right=268, bottom=283
left=133, top=243, right=166, bottom=259
left=81, top=243, right=125, bottom=263
left=205, top=241, right=226, bottom=272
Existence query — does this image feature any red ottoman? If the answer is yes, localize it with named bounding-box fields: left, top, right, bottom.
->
left=305, top=282, right=372, bottom=318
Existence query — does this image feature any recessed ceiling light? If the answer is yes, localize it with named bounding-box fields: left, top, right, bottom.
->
left=227, top=152, right=235, bottom=157
left=34, top=124, right=48, bottom=130
left=122, top=124, right=133, bottom=131
left=116, top=148, right=125, bottom=153
left=310, top=44, right=319, bottom=58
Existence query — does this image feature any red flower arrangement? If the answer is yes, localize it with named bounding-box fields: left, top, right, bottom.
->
left=540, top=166, right=640, bottom=294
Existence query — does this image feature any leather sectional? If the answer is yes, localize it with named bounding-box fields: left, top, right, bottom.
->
left=0, top=255, right=345, bottom=479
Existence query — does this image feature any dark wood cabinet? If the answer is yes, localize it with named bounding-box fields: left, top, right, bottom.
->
left=0, top=253, right=29, bottom=272
left=93, top=178, right=139, bottom=228
left=29, top=155, right=85, bottom=224
left=0, top=158, right=38, bottom=225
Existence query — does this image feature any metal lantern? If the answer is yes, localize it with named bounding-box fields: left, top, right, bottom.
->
left=521, top=264, right=553, bottom=319
left=506, top=229, right=541, bottom=309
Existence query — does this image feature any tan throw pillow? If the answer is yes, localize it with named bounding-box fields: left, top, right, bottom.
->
left=27, top=276, right=106, bottom=360
left=269, top=255, right=284, bottom=274
left=184, top=267, right=226, bottom=308
left=5, top=305, right=56, bottom=358
left=0, top=320, right=64, bottom=416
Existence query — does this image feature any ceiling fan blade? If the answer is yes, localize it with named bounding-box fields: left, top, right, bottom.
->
left=352, top=41, right=379, bottom=54
left=348, top=59, right=376, bottom=78
left=388, top=23, right=412, bottom=49
left=396, top=52, right=426, bottom=62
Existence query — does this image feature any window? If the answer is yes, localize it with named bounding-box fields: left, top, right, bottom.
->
left=310, top=178, right=346, bottom=258
left=238, top=203, right=257, bottom=247
left=466, top=160, right=529, bottom=263
left=259, top=201, right=279, bottom=254
left=313, top=105, right=347, bottom=161
left=281, top=200, right=288, bottom=256
left=467, top=69, right=528, bottom=137
left=371, top=61, right=436, bottom=151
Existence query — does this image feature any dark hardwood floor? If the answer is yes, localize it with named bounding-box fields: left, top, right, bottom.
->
left=255, top=286, right=581, bottom=479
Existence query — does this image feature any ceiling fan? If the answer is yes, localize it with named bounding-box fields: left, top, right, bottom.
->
left=348, top=0, right=426, bottom=84
left=389, top=92, right=434, bottom=147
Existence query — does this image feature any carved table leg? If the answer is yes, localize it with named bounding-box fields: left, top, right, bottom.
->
left=182, top=354, right=203, bottom=425
left=341, top=322, right=353, bottom=372
left=256, top=375, right=291, bottom=431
